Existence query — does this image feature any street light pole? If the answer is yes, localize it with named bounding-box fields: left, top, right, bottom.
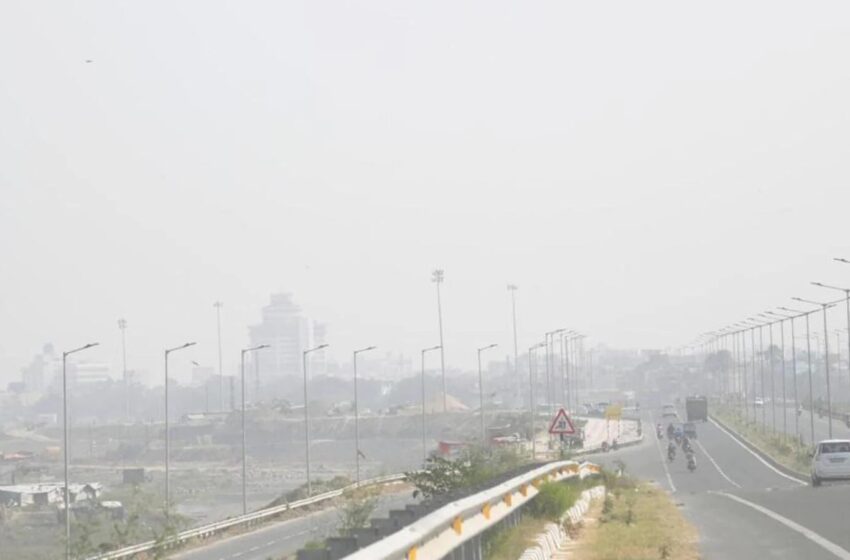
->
left=528, top=342, right=546, bottom=460
left=477, top=344, right=498, bottom=443
left=421, top=345, right=441, bottom=464
left=62, top=342, right=99, bottom=560
left=813, top=280, right=850, bottom=404
left=432, top=270, right=447, bottom=412
left=771, top=310, right=799, bottom=440
left=353, top=345, right=377, bottom=483
left=544, top=329, right=565, bottom=414
left=783, top=306, right=819, bottom=445
left=507, top=285, right=520, bottom=407
left=303, top=343, right=329, bottom=496
left=164, top=341, right=196, bottom=512
left=759, top=314, right=779, bottom=435
left=240, top=344, right=269, bottom=514
left=214, top=301, right=224, bottom=411
left=794, top=297, right=835, bottom=438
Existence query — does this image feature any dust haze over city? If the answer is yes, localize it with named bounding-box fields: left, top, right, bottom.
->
left=2, top=2, right=850, bottom=560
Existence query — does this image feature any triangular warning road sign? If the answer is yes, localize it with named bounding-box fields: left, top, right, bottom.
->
left=548, top=408, right=576, bottom=435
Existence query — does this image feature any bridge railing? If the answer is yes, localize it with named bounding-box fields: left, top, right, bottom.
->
left=87, top=473, right=406, bottom=560
left=343, top=460, right=601, bottom=560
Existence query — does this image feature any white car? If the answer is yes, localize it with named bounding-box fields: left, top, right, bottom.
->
left=811, top=439, right=850, bottom=486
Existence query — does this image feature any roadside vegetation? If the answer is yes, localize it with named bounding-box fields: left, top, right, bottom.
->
left=573, top=475, right=699, bottom=560
left=484, top=478, right=598, bottom=560
left=714, top=404, right=810, bottom=474
left=405, top=447, right=526, bottom=500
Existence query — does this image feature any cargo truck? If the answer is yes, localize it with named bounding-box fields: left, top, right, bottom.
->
left=686, top=396, right=708, bottom=422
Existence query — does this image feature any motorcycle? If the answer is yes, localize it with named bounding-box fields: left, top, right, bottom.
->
left=667, top=444, right=676, bottom=462
left=657, top=427, right=664, bottom=439
left=686, top=453, right=697, bottom=472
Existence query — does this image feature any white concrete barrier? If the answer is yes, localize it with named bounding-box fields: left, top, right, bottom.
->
left=344, top=461, right=601, bottom=560
left=517, top=485, right=606, bottom=560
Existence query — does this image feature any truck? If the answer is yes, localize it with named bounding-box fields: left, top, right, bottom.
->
left=686, top=396, right=708, bottom=422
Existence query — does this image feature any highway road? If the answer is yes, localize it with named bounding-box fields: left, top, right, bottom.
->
left=171, top=487, right=416, bottom=560
left=595, top=409, right=850, bottom=559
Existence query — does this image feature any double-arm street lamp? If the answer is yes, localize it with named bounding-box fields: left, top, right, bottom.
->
left=477, top=344, right=498, bottom=443
left=62, top=342, right=99, bottom=560
left=303, top=343, right=329, bottom=497
left=353, top=345, right=377, bottom=483
left=793, top=296, right=836, bottom=438
left=164, top=342, right=196, bottom=511
left=240, top=344, right=269, bottom=514
left=421, top=345, right=442, bottom=463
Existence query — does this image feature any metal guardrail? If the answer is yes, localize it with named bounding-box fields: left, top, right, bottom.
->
left=92, top=426, right=639, bottom=560
left=87, top=473, right=407, bottom=560
left=344, top=460, right=601, bottom=560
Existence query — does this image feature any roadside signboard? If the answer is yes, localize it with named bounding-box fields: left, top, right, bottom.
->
left=548, top=408, right=577, bottom=435
left=605, top=404, right=623, bottom=421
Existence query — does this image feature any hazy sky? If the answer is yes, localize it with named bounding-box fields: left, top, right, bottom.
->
left=2, top=1, right=849, bottom=384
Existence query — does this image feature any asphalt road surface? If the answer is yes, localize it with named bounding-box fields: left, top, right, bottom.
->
left=172, top=408, right=850, bottom=560
left=595, top=410, right=850, bottom=559
left=171, top=488, right=415, bottom=560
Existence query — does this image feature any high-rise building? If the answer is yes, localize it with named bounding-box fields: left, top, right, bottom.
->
left=248, top=293, right=325, bottom=378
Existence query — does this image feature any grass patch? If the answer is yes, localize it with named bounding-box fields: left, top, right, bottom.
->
left=574, top=480, right=698, bottom=560
left=714, top=405, right=810, bottom=474
left=484, top=476, right=602, bottom=560
left=484, top=516, right=551, bottom=560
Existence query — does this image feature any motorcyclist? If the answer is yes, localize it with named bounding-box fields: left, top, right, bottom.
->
left=682, top=435, right=693, bottom=453
left=667, top=423, right=675, bottom=439
left=667, top=440, right=677, bottom=461
left=686, top=450, right=697, bottom=471
left=656, top=423, right=664, bottom=439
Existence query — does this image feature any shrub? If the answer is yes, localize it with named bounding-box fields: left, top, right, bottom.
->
left=528, top=482, right=580, bottom=520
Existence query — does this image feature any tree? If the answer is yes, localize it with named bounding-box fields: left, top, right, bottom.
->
left=337, top=487, right=379, bottom=536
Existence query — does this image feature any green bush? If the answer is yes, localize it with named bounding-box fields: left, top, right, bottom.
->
left=528, top=482, right=580, bottom=520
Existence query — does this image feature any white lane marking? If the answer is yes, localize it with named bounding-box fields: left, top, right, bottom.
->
left=709, top=417, right=806, bottom=486
left=231, top=553, right=244, bottom=559
left=265, top=540, right=276, bottom=546
left=714, top=491, right=850, bottom=560
left=695, top=438, right=742, bottom=488
left=649, top=412, right=677, bottom=493
left=248, top=546, right=260, bottom=552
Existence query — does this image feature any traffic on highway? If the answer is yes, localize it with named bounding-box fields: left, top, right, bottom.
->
left=4, top=2, right=850, bottom=559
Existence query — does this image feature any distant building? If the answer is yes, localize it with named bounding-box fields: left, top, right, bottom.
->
left=70, top=362, right=111, bottom=385
left=248, top=293, right=327, bottom=378
left=20, top=343, right=60, bottom=393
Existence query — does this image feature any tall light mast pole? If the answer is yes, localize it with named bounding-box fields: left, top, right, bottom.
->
left=432, top=270, right=447, bottom=412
